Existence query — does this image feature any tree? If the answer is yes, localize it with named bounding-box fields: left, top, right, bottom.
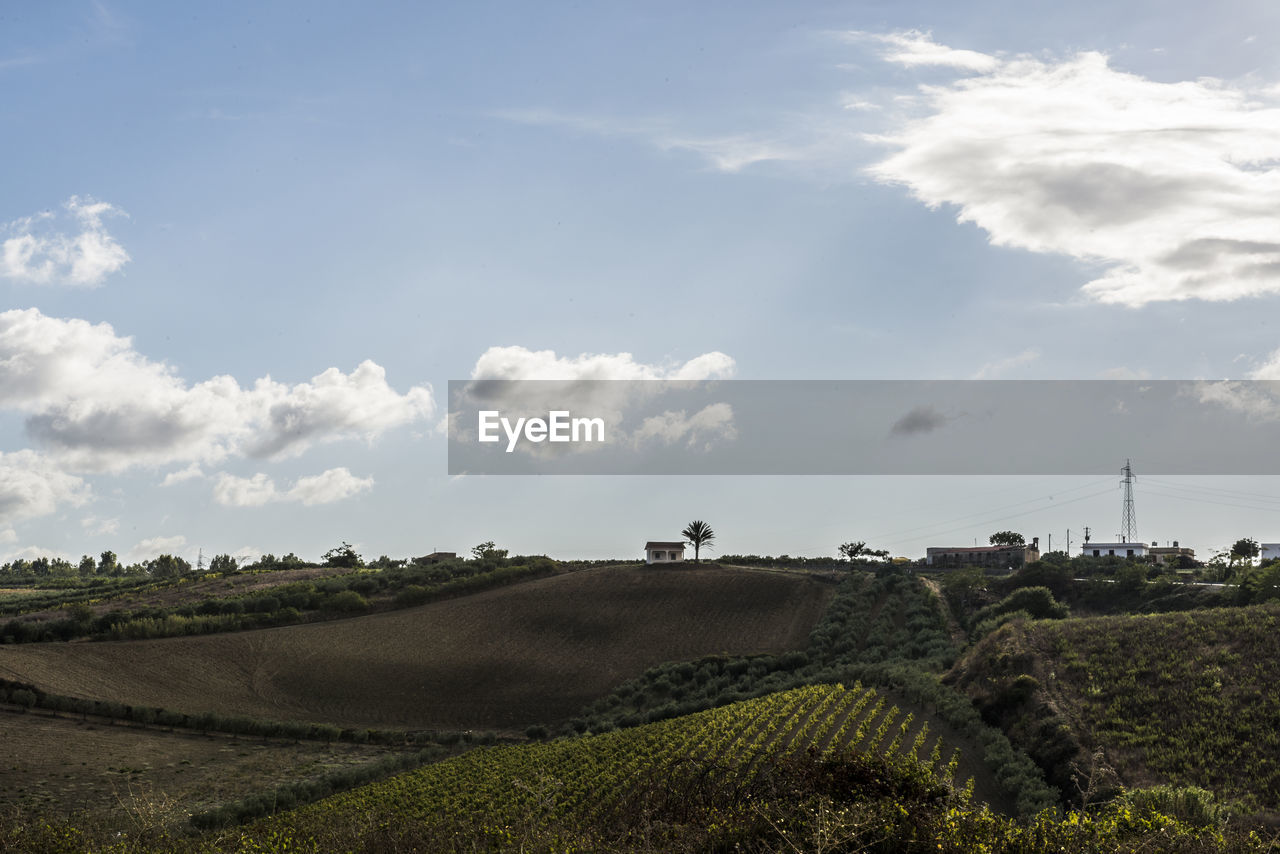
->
left=208, top=554, right=238, bottom=574
left=989, top=531, right=1025, bottom=547
left=99, top=550, right=119, bottom=576
left=322, top=542, right=362, bottom=568
left=149, top=554, right=192, bottom=579
left=471, top=542, right=508, bottom=562
left=682, top=520, right=715, bottom=562
left=838, top=541, right=889, bottom=563
left=1230, top=538, right=1260, bottom=567
left=78, top=555, right=96, bottom=577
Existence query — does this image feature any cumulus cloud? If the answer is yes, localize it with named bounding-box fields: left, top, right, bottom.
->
left=469, top=346, right=735, bottom=382
left=865, top=34, right=1280, bottom=306
left=1248, top=348, right=1280, bottom=380
left=452, top=346, right=739, bottom=459
left=1190, top=380, right=1280, bottom=421
left=633, top=403, right=738, bottom=451
left=160, top=462, right=204, bottom=486
left=0, top=450, right=90, bottom=524
left=0, top=308, right=435, bottom=473
left=1, top=196, right=130, bottom=286
left=212, top=472, right=277, bottom=507
left=212, top=467, right=374, bottom=508
left=524, top=31, right=1280, bottom=307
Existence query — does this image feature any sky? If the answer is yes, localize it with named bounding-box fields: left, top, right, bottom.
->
left=3, top=1, right=1280, bottom=566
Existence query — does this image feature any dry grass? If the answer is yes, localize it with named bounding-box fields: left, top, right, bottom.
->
left=0, top=565, right=833, bottom=731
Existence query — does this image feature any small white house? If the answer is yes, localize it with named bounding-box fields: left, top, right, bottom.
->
left=645, top=541, right=685, bottom=565
left=1082, top=542, right=1149, bottom=559
left=1262, top=543, right=1280, bottom=563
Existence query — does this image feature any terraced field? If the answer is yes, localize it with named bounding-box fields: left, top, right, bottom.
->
left=242, top=683, right=973, bottom=847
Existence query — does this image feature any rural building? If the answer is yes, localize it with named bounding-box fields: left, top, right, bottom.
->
left=925, top=538, right=1039, bottom=571
left=1147, top=542, right=1195, bottom=566
left=1082, top=542, right=1148, bottom=559
left=417, top=551, right=457, bottom=563
left=1262, top=543, right=1280, bottom=563
left=645, top=541, right=685, bottom=565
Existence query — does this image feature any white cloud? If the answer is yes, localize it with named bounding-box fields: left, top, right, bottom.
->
left=0, top=528, right=16, bottom=545
left=1189, top=381, right=1280, bottom=421
left=866, top=35, right=1280, bottom=306
left=80, top=515, right=120, bottom=536
left=128, top=535, right=187, bottom=562
left=469, top=345, right=735, bottom=382
left=213, top=467, right=374, bottom=508
left=632, top=403, right=737, bottom=451
left=212, top=472, right=277, bottom=507
left=460, top=345, right=742, bottom=458
left=0, top=450, right=90, bottom=525
left=0, top=308, right=435, bottom=473
left=160, top=462, right=204, bottom=486
left=848, top=29, right=999, bottom=72
left=288, top=467, right=375, bottom=506
left=3, top=545, right=74, bottom=563
left=1248, top=348, right=1280, bottom=380
left=971, top=348, right=1040, bottom=379
left=1, top=196, right=130, bottom=286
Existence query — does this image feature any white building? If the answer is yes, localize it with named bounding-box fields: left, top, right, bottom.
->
left=645, top=541, right=685, bottom=565
left=1082, top=542, right=1148, bottom=559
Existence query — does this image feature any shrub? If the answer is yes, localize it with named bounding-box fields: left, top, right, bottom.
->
left=324, top=590, right=369, bottom=613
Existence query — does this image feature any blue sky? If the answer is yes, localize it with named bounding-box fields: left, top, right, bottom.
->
left=3, top=1, right=1280, bottom=565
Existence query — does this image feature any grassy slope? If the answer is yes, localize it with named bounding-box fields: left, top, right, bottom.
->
left=0, top=565, right=832, bottom=731
left=949, top=603, right=1280, bottom=813
left=0, top=707, right=395, bottom=821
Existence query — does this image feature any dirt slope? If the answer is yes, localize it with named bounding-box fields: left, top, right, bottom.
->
left=0, top=565, right=833, bottom=731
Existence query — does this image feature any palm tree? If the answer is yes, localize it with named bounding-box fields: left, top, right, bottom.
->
left=682, top=520, right=715, bottom=563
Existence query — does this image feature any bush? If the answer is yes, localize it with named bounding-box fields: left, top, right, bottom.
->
left=324, top=590, right=369, bottom=613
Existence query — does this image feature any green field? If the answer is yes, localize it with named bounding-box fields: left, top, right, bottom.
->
left=952, top=601, right=1280, bottom=814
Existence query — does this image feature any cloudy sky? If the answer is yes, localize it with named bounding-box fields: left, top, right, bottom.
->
left=3, top=1, right=1280, bottom=565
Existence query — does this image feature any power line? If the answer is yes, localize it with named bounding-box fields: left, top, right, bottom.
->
left=867, top=477, right=1115, bottom=543
left=877, top=486, right=1116, bottom=548
left=1142, top=478, right=1280, bottom=507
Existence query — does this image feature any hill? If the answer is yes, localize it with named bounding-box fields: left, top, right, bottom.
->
left=948, top=602, right=1280, bottom=814
left=7, top=684, right=1254, bottom=853
left=0, top=564, right=832, bottom=731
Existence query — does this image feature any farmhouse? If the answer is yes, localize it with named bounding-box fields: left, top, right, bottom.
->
left=1082, top=542, right=1148, bottom=559
left=645, top=541, right=685, bottom=565
left=926, top=538, right=1039, bottom=571
left=1148, top=541, right=1195, bottom=566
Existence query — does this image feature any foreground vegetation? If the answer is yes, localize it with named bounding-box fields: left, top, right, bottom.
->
left=951, top=600, right=1280, bottom=816
left=4, top=686, right=1272, bottom=853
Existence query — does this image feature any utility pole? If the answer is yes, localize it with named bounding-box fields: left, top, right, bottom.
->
left=1083, top=526, right=1091, bottom=544
left=1066, top=529, right=1071, bottom=554
left=1120, top=459, right=1137, bottom=544
left=197, top=548, right=205, bottom=572
left=1048, top=533, right=1052, bottom=554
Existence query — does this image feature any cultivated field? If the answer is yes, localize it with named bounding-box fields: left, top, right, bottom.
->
left=952, top=602, right=1280, bottom=813
left=0, top=565, right=833, bottom=730
left=0, top=707, right=396, bottom=822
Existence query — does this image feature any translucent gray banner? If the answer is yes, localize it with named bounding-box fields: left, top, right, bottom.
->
left=446, top=380, right=1280, bottom=475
